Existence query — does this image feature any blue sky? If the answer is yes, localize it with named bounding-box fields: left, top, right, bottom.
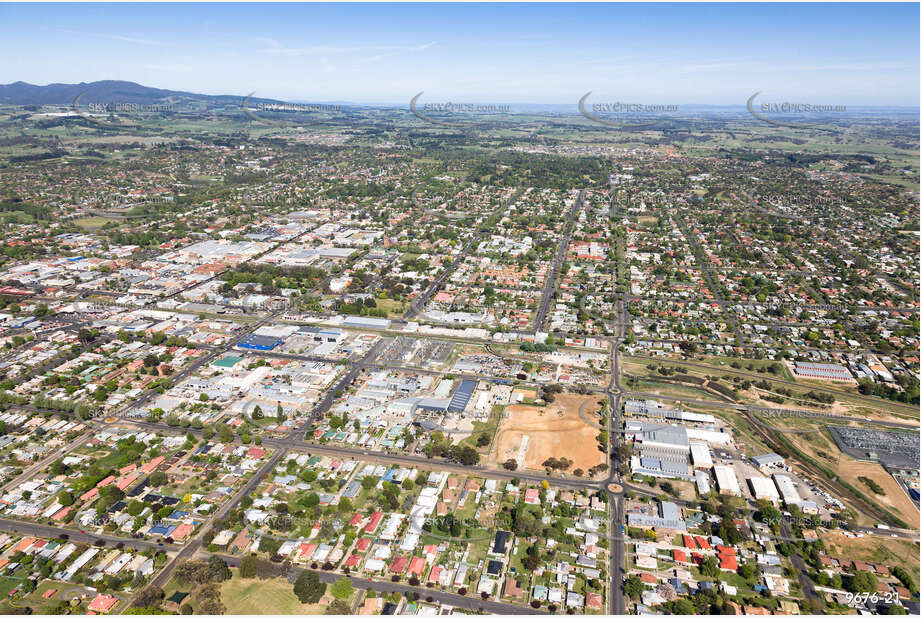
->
left=0, top=3, right=917, bottom=105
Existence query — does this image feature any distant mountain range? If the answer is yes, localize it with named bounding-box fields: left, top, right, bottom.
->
left=0, top=80, right=278, bottom=106
left=0, top=81, right=916, bottom=113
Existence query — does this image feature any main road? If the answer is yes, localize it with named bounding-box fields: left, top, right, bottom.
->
left=217, top=554, right=545, bottom=615
left=533, top=189, right=584, bottom=334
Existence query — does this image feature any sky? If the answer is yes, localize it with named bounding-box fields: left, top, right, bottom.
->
left=0, top=2, right=918, bottom=106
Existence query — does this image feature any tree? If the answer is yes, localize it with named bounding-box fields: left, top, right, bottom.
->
left=738, top=562, right=758, bottom=580
left=330, top=577, right=354, bottom=600
left=239, top=555, right=261, bottom=579
left=847, top=571, right=878, bottom=594
left=218, top=424, right=234, bottom=443
left=699, top=556, right=719, bottom=578
left=624, top=575, right=644, bottom=599
left=148, top=471, right=167, bottom=487
left=207, top=555, right=231, bottom=582
left=131, top=586, right=164, bottom=609
left=58, top=491, right=74, bottom=506
left=503, top=459, right=518, bottom=471
left=174, top=561, right=211, bottom=587
left=293, top=571, right=326, bottom=604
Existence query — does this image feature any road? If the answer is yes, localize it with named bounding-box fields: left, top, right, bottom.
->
left=781, top=520, right=819, bottom=602
left=0, top=517, right=162, bottom=552
left=0, top=431, right=94, bottom=493
left=140, top=450, right=286, bottom=599
left=300, top=338, right=387, bottom=434
left=533, top=189, right=583, bottom=333
left=605, top=298, right=627, bottom=615
left=404, top=189, right=522, bottom=321
left=217, top=554, right=545, bottom=615
left=672, top=209, right=745, bottom=347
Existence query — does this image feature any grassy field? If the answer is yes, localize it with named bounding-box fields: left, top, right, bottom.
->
left=821, top=531, right=920, bottom=574
left=459, top=404, right=504, bottom=450
left=625, top=354, right=917, bottom=422
left=0, top=576, right=22, bottom=598
left=220, top=572, right=327, bottom=614
left=73, top=215, right=122, bottom=229
left=375, top=298, right=407, bottom=317
left=623, top=376, right=726, bottom=402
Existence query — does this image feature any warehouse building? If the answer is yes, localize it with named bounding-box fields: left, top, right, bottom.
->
left=713, top=465, right=741, bottom=495
left=772, top=474, right=801, bottom=506
left=415, top=398, right=450, bottom=413
left=625, top=399, right=716, bottom=425
left=793, top=361, right=853, bottom=382
left=751, top=453, right=785, bottom=473
left=627, top=500, right=687, bottom=531
left=690, top=442, right=713, bottom=469
left=748, top=476, right=780, bottom=504
left=237, top=334, right=283, bottom=351
left=343, top=316, right=391, bottom=329
left=627, top=422, right=692, bottom=480
left=448, top=379, right=478, bottom=414
left=694, top=470, right=712, bottom=496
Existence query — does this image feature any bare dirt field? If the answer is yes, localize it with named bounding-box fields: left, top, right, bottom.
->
left=836, top=458, right=920, bottom=528
left=489, top=393, right=606, bottom=474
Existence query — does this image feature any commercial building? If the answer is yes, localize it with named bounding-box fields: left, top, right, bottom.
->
left=343, top=316, right=391, bottom=330
left=793, top=361, right=853, bottom=382
left=748, top=476, right=780, bottom=504
left=751, top=453, right=785, bottom=473
left=447, top=379, right=477, bottom=414
left=690, top=442, right=713, bottom=469
left=237, top=334, right=283, bottom=351
left=627, top=501, right=687, bottom=531
left=772, top=474, right=801, bottom=507
left=713, top=465, right=741, bottom=496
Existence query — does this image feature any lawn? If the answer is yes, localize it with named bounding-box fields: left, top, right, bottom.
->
left=73, top=216, right=120, bottom=230
left=220, top=572, right=327, bottom=614
left=0, top=576, right=22, bottom=597
left=459, top=404, right=504, bottom=450
left=375, top=298, right=407, bottom=317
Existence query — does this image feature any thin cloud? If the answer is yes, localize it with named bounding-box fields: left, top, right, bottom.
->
left=253, top=37, right=434, bottom=58
left=52, top=28, right=174, bottom=48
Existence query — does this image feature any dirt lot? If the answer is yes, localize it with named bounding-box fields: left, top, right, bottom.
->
left=821, top=530, right=920, bottom=573
left=489, top=393, right=606, bottom=474
left=836, top=458, right=920, bottom=528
